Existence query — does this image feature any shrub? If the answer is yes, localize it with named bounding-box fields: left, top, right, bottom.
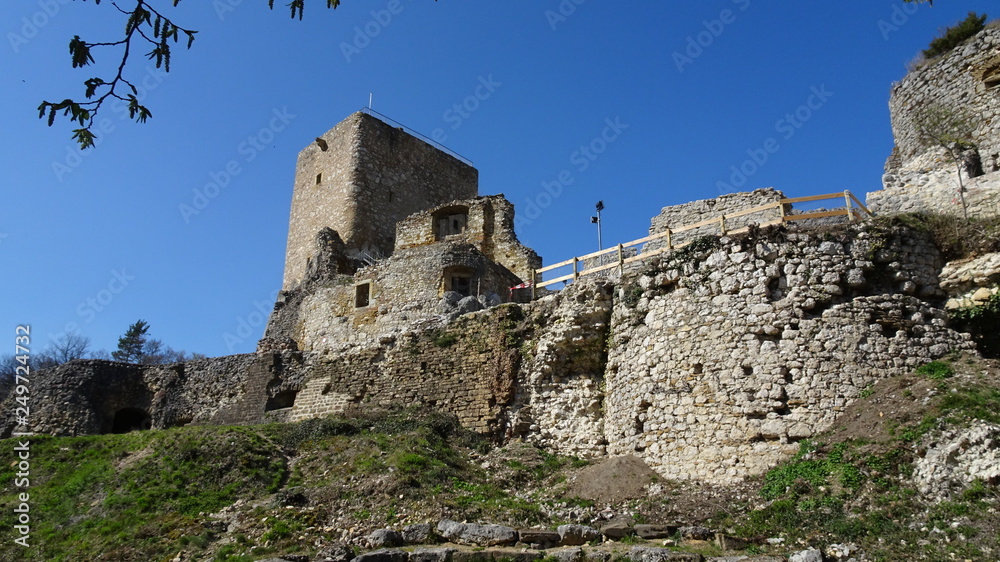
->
left=915, top=361, right=954, bottom=380
left=923, top=12, right=988, bottom=60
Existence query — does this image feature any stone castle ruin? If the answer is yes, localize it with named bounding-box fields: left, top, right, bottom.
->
left=265, top=111, right=540, bottom=354
left=871, top=23, right=1000, bottom=217
left=7, top=27, right=1000, bottom=484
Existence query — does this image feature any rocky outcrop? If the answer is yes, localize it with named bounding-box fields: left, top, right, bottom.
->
left=940, top=251, right=1000, bottom=310
left=913, top=420, right=1000, bottom=500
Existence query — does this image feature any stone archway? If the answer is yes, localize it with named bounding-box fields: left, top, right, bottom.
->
left=111, top=407, right=152, bottom=433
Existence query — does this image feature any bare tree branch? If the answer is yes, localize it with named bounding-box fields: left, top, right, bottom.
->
left=41, top=0, right=349, bottom=149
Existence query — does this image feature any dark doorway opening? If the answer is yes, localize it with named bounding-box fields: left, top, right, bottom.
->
left=112, top=408, right=152, bottom=433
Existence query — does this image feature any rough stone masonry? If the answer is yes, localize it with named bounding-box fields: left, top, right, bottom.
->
left=4, top=219, right=977, bottom=484
left=7, top=34, right=1000, bottom=484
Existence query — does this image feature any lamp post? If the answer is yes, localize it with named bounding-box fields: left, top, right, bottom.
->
left=591, top=200, right=604, bottom=256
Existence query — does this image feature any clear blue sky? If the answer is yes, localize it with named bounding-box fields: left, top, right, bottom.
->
left=1, top=1, right=991, bottom=358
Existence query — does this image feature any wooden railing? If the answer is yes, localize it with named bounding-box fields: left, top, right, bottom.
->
left=530, top=190, right=871, bottom=294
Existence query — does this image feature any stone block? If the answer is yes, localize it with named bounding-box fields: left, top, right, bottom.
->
left=557, top=524, right=601, bottom=546
left=634, top=524, right=677, bottom=539
left=518, top=528, right=561, bottom=549
left=409, top=547, right=456, bottom=562
left=678, top=526, right=712, bottom=541
left=628, top=546, right=703, bottom=561
left=402, top=523, right=435, bottom=545
left=354, top=549, right=409, bottom=562
left=598, top=524, right=632, bottom=540
left=314, top=544, right=356, bottom=562
left=547, top=547, right=584, bottom=562
left=437, top=520, right=518, bottom=547
left=450, top=548, right=542, bottom=562
left=368, top=528, right=404, bottom=548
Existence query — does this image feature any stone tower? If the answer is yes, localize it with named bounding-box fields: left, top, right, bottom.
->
left=883, top=26, right=1000, bottom=189
left=282, top=111, right=479, bottom=290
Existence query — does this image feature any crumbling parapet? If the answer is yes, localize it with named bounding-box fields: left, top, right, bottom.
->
left=648, top=188, right=786, bottom=249
left=395, top=195, right=542, bottom=282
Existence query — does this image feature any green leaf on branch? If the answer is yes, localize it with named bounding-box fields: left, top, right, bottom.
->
left=84, top=78, right=106, bottom=99
left=72, top=128, right=97, bottom=150
left=69, top=36, right=95, bottom=68
left=127, top=95, right=152, bottom=123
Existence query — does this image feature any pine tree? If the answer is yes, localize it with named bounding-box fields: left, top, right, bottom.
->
left=113, top=320, right=150, bottom=363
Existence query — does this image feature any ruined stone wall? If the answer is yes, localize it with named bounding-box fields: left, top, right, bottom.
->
left=868, top=167, right=1000, bottom=218
left=395, top=195, right=541, bottom=282
left=647, top=189, right=785, bottom=250
left=282, top=111, right=478, bottom=290
left=7, top=196, right=985, bottom=486
left=603, top=224, right=976, bottom=483
left=280, top=305, right=527, bottom=435
left=882, top=25, right=1000, bottom=195
left=0, top=353, right=308, bottom=438
left=268, top=243, right=522, bottom=353
left=506, top=280, right=613, bottom=458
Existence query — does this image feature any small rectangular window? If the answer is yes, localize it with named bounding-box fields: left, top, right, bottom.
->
left=316, top=173, right=322, bottom=185
left=355, top=282, right=371, bottom=308
left=451, top=275, right=471, bottom=297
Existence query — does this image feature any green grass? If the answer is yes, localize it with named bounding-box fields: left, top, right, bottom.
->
left=0, top=408, right=497, bottom=561
left=0, top=427, right=289, bottom=561
left=725, top=364, right=1000, bottom=561
left=915, top=360, right=954, bottom=380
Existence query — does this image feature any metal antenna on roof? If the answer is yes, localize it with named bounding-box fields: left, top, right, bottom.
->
left=368, top=92, right=373, bottom=110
